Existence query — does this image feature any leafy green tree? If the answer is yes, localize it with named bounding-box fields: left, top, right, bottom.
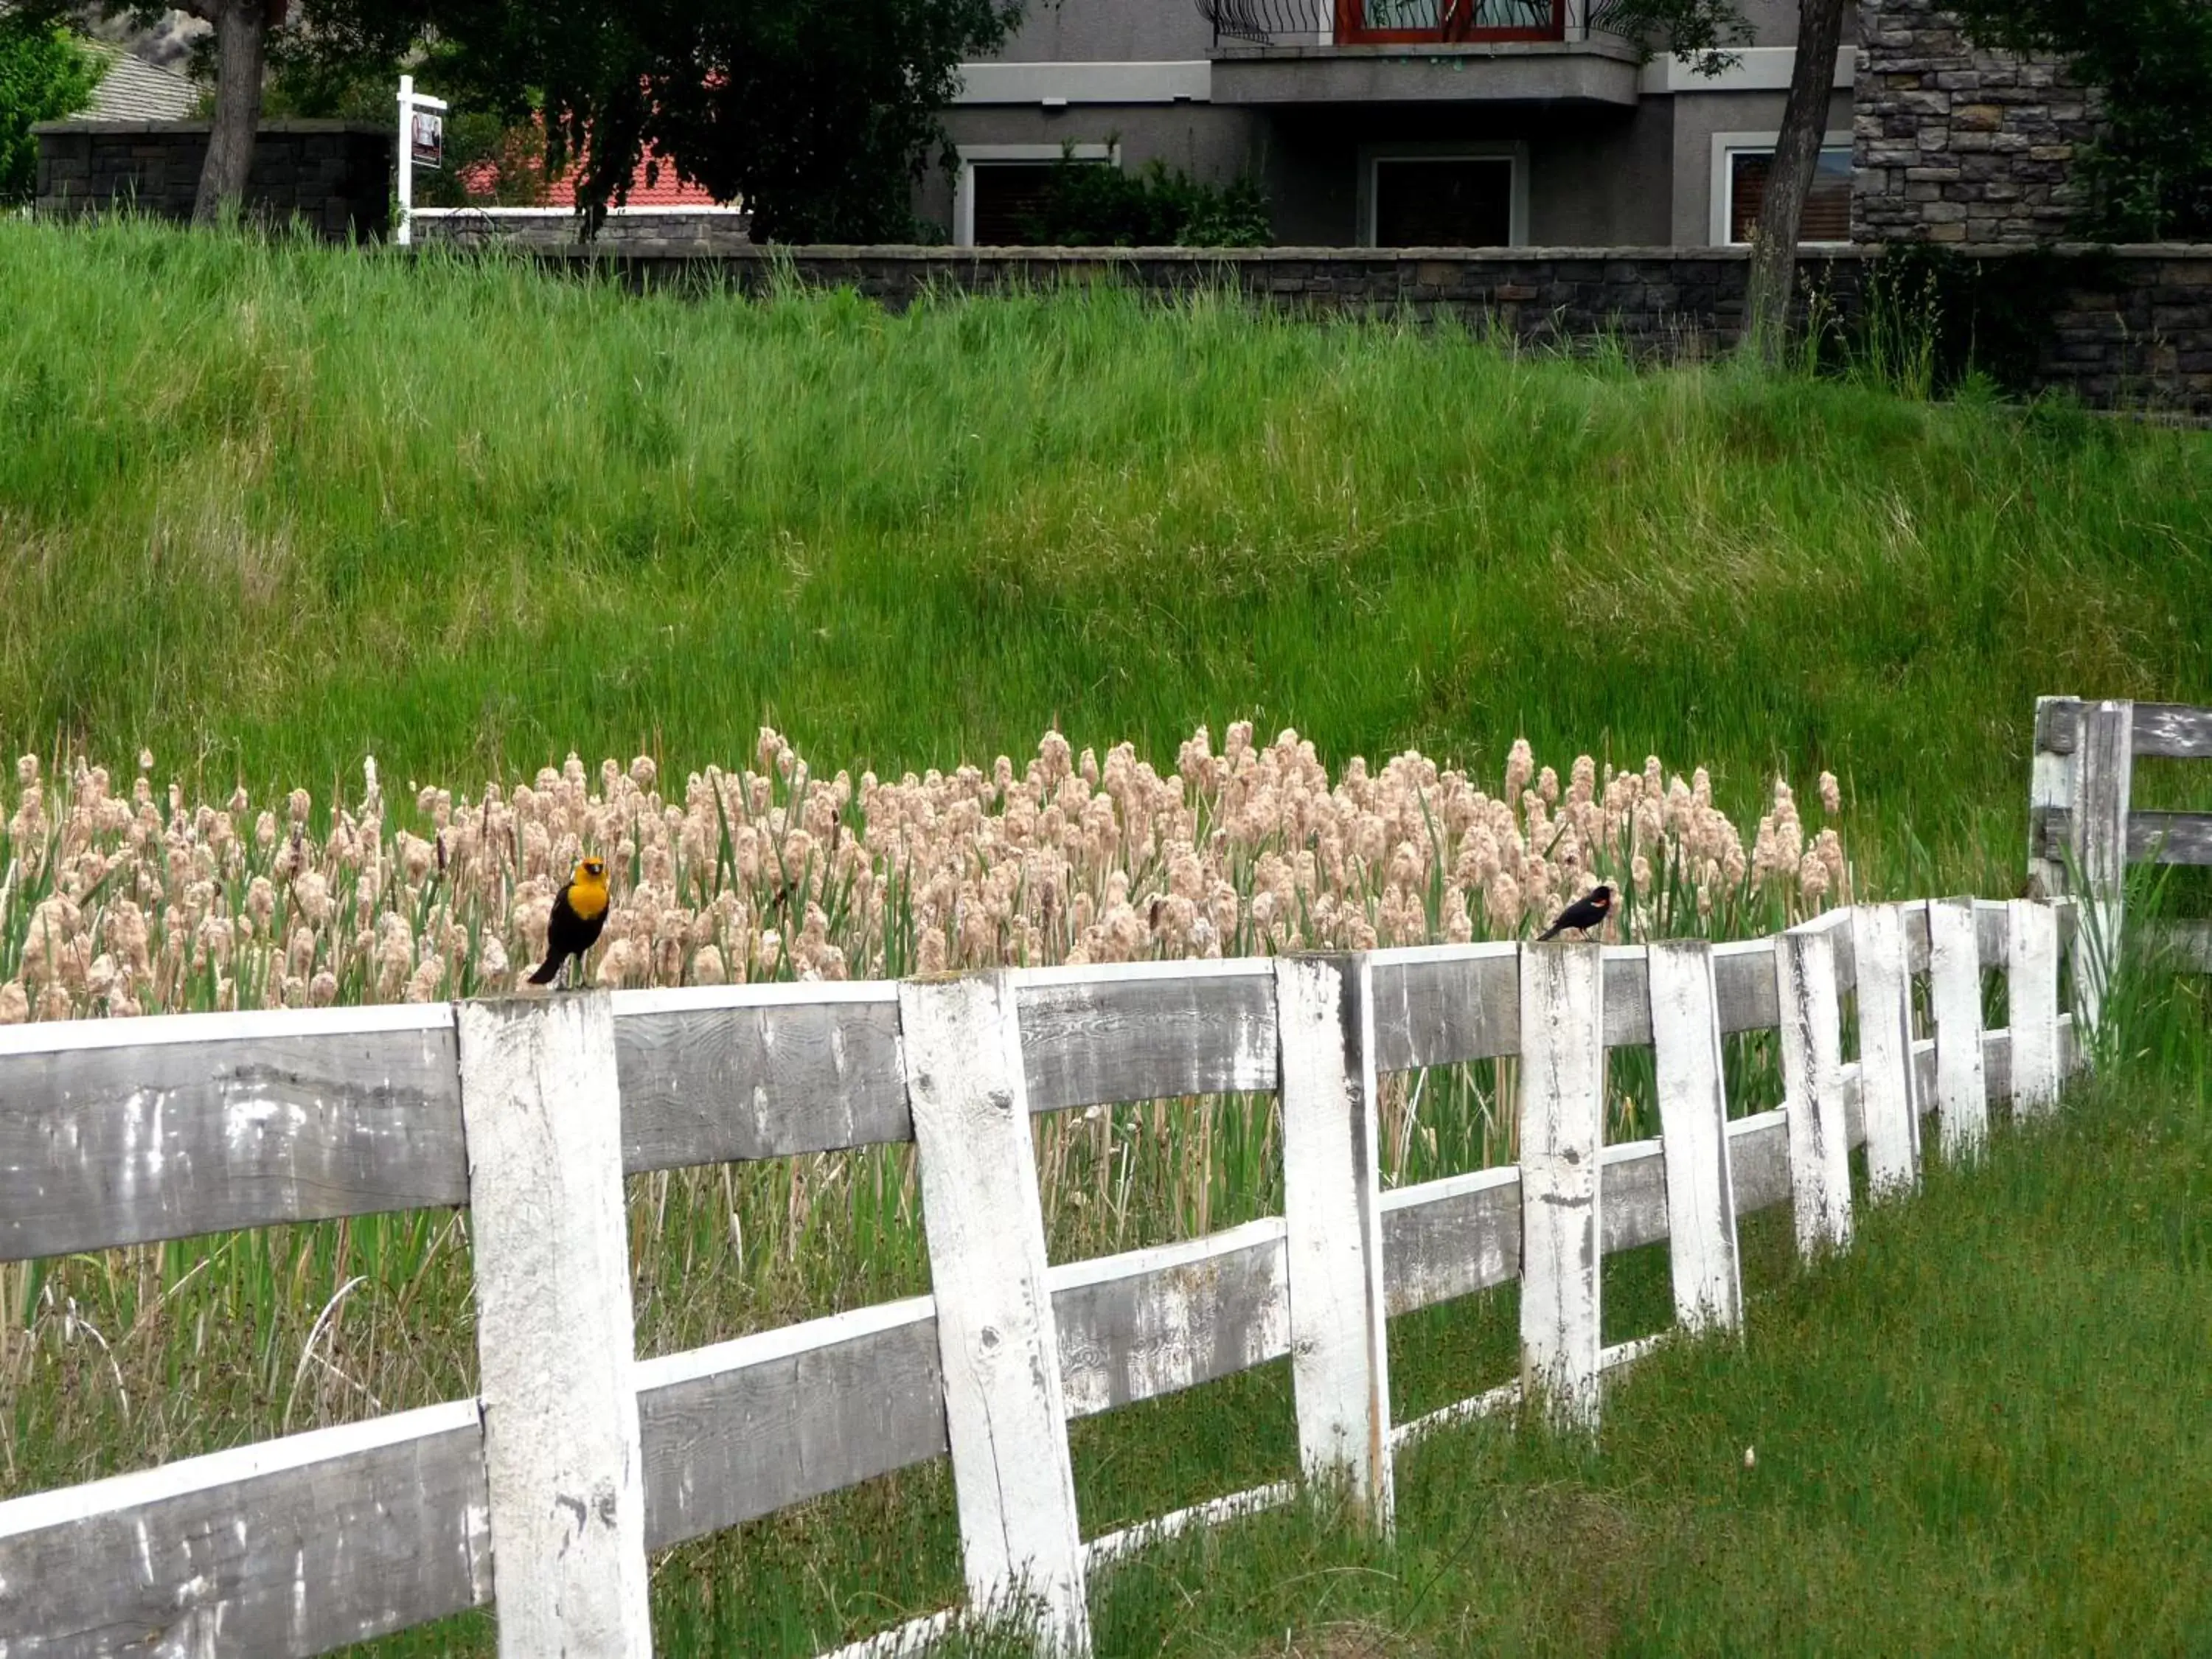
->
left=1950, top=0, right=2212, bottom=240
left=0, top=8, right=103, bottom=204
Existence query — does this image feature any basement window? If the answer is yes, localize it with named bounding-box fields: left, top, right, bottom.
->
left=1724, top=145, right=1853, bottom=245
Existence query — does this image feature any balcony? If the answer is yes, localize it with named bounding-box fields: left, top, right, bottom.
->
left=1201, top=0, right=1639, bottom=47
left=1200, top=0, right=1646, bottom=105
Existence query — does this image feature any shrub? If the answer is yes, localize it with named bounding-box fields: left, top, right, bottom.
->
left=1017, top=151, right=1271, bottom=248
left=0, top=13, right=102, bottom=205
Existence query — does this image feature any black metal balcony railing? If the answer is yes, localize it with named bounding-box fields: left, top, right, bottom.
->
left=1200, top=0, right=1634, bottom=47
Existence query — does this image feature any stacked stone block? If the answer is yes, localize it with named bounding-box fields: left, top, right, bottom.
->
left=34, top=122, right=391, bottom=242
left=1854, top=0, right=2101, bottom=243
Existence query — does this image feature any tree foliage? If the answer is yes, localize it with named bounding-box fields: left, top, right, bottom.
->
left=1952, top=0, right=2212, bottom=240
left=0, top=9, right=103, bottom=204
left=263, top=0, right=1026, bottom=240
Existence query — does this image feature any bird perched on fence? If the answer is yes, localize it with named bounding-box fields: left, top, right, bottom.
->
left=529, top=857, right=611, bottom=987
left=1538, top=884, right=1613, bottom=941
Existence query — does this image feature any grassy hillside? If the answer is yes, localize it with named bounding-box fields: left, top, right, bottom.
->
left=2, top=219, right=2210, bottom=891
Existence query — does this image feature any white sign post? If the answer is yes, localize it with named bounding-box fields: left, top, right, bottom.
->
left=394, top=74, right=450, bottom=247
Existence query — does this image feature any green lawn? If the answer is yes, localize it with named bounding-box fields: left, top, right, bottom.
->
left=2, top=218, right=2210, bottom=1657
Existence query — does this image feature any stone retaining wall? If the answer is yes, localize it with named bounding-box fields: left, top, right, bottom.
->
left=410, top=209, right=754, bottom=249
left=515, top=242, right=2206, bottom=411
left=32, top=121, right=390, bottom=241
left=1853, top=0, right=2101, bottom=245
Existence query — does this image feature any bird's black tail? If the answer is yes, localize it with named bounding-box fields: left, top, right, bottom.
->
left=526, top=953, right=563, bottom=986
left=1537, top=923, right=1564, bottom=941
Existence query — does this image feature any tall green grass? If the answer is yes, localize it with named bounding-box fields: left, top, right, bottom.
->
left=1, top=218, right=2209, bottom=888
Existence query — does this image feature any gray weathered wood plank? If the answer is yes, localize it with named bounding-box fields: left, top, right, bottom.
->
left=1018, top=961, right=1277, bottom=1112
left=613, top=986, right=909, bottom=1171
left=2070, top=701, right=2133, bottom=1034
left=1713, top=940, right=1781, bottom=1034
left=636, top=1298, right=947, bottom=1551
left=0, top=1009, right=464, bottom=1263
left=1380, top=1166, right=1519, bottom=1315
left=2034, top=808, right=2212, bottom=868
left=1369, top=946, right=1517, bottom=1071
left=1369, top=941, right=1776, bottom=1071
left=2142, top=918, right=2212, bottom=973
left=1053, top=1219, right=1291, bottom=1418
left=2030, top=696, right=2079, bottom=897
left=1600, top=1139, right=1669, bottom=1255
left=2037, top=698, right=2212, bottom=759
left=0, top=1401, right=490, bottom=1658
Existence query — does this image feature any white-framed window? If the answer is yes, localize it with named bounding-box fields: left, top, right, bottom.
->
left=1357, top=142, right=1530, bottom=248
left=1709, top=130, right=1853, bottom=247
left=952, top=142, right=1118, bottom=247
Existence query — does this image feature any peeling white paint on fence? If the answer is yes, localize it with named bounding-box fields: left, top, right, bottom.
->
left=1853, top=902, right=1922, bottom=1197
left=1646, top=939, right=1742, bottom=1332
left=1517, top=942, right=1605, bottom=1430
left=899, top=973, right=1091, bottom=1657
left=1274, top=954, right=1394, bottom=1531
left=2008, top=898, right=2062, bottom=1116
left=456, top=992, right=652, bottom=1659
left=1778, top=917, right=1853, bottom=1256
left=1927, top=897, right=1989, bottom=1159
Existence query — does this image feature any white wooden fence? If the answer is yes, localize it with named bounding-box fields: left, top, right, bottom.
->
left=0, top=890, right=2086, bottom=1658
left=2029, top=696, right=2212, bottom=988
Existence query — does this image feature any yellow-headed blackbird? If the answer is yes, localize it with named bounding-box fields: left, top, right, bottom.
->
left=529, top=857, right=611, bottom=986
left=1539, top=884, right=1613, bottom=940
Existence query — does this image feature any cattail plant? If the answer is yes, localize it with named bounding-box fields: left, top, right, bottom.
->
left=0, top=728, right=1849, bottom=1022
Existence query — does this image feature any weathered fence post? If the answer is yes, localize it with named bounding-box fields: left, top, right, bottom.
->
left=2070, top=699, right=2134, bottom=1037
left=455, top=993, right=653, bottom=1659
left=1518, top=941, right=1604, bottom=1429
left=1851, top=902, right=1921, bottom=1197
left=2007, top=899, right=2062, bottom=1116
left=2028, top=694, right=2078, bottom=900
left=1777, top=916, right=1851, bottom=1257
left=1646, top=940, right=1742, bottom=1334
left=898, top=973, right=1091, bottom=1655
left=1927, top=897, right=1989, bottom=1160
left=1273, top=953, right=1393, bottom=1533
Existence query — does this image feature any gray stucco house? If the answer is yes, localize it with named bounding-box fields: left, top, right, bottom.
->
left=922, top=0, right=1855, bottom=246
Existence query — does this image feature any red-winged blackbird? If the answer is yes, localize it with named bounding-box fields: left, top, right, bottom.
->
left=528, top=857, right=610, bottom=986
left=1538, top=884, right=1614, bottom=940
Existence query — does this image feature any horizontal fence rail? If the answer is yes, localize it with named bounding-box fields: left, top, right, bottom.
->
left=0, top=897, right=2082, bottom=1658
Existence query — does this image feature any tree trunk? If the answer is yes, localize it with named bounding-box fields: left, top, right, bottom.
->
left=1740, top=0, right=1850, bottom=364
left=192, top=0, right=271, bottom=225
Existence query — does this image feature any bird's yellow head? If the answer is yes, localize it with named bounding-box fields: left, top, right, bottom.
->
left=568, top=858, right=610, bottom=919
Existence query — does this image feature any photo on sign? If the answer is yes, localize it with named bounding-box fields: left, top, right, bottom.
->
left=411, top=111, right=443, bottom=170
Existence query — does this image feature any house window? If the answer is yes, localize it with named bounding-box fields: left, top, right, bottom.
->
left=953, top=143, right=1116, bottom=247
left=1370, top=155, right=1517, bottom=247
left=1725, top=146, right=1853, bottom=244
left=970, top=164, right=1065, bottom=246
